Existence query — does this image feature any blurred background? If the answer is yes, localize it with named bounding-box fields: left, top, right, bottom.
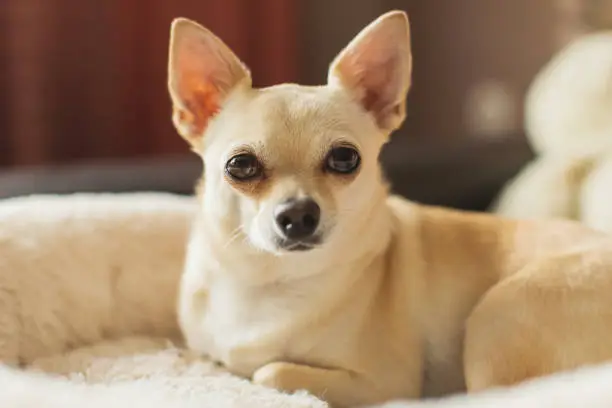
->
left=0, top=0, right=604, bottom=210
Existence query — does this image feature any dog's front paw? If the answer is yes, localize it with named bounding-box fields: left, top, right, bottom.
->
left=253, top=362, right=367, bottom=407
left=253, top=362, right=302, bottom=391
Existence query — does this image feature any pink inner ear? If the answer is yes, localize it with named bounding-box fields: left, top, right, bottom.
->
left=342, top=49, right=401, bottom=128
left=174, top=35, right=223, bottom=133
left=361, top=54, right=398, bottom=110
left=179, top=73, right=220, bottom=133
left=329, top=13, right=410, bottom=130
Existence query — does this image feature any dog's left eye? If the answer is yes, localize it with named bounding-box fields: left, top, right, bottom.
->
left=225, top=154, right=262, bottom=181
left=325, top=146, right=361, bottom=174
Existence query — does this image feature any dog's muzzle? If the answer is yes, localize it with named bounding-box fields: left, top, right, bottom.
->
left=274, top=198, right=321, bottom=251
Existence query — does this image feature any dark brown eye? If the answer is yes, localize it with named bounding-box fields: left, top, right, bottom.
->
left=325, top=146, right=360, bottom=174
left=225, top=154, right=262, bottom=181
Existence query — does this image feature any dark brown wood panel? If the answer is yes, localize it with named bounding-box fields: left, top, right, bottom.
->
left=1, top=1, right=299, bottom=167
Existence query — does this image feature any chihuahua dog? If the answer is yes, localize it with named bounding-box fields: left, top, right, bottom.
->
left=168, top=11, right=612, bottom=407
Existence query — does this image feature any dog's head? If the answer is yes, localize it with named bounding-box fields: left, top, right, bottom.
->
left=168, top=12, right=412, bottom=255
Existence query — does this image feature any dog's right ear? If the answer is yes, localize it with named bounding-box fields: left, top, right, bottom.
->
left=168, top=18, right=251, bottom=148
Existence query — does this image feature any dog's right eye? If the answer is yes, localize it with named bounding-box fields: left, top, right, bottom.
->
left=225, top=154, right=262, bottom=181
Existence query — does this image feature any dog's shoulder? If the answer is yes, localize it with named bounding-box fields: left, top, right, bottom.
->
left=385, top=195, right=512, bottom=238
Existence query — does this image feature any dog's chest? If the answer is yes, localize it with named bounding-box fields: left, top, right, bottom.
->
left=193, top=281, right=314, bottom=377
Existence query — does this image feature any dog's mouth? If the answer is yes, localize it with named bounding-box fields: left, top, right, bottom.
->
left=275, top=236, right=322, bottom=252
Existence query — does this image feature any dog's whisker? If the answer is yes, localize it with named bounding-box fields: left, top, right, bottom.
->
left=223, top=226, right=245, bottom=249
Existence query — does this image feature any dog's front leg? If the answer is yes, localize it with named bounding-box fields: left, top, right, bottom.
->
left=252, top=361, right=387, bottom=407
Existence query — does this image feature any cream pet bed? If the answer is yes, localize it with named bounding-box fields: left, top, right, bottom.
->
left=1, top=193, right=612, bottom=408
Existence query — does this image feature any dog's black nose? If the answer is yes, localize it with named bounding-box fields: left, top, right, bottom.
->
left=274, top=198, right=320, bottom=240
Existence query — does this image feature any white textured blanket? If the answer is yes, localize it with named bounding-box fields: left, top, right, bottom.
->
left=0, top=193, right=611, bottom=408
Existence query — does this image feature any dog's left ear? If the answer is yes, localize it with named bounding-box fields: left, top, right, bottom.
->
left=328, top=11, right=412, bottom=133
left=168, top=18, right=251, bottom=148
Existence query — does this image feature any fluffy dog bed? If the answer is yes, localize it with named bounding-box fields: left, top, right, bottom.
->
left=1, top=193, right=612, bottom=408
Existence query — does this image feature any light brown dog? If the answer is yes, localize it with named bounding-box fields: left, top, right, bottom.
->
left=167, top=11, right=612, bottom=407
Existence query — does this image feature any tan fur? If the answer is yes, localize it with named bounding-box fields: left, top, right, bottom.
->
left=168, top=11, right=612, bottom=407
